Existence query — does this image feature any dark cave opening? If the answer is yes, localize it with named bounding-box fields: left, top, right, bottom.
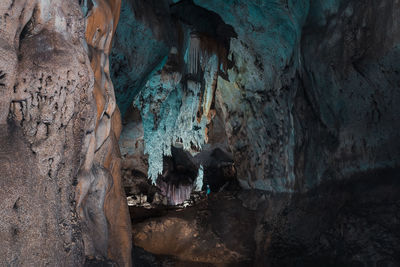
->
left=122, top=140, right=239, bottom=208
left=158, top=145, right=239, bottom=204
left=202, top=147, right=238, bottom=193
left=160, top=146, right=198, bottom=187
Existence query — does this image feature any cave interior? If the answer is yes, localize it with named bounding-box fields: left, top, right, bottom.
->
left=0, top=0, right=399, bottom=266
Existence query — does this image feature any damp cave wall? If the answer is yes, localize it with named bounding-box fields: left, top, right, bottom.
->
left=112, top=0, right=400, bottom=193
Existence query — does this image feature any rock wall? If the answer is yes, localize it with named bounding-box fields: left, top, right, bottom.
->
left=295, top=0, right=400, bottom=191
left=78, top=0, right=132, bottom=266
left=192, top=0, right=309, bottom=191
left=113, top=0, right=400, bottom=193
left=110, top=0, right=172, bottom=116
left=0, top=1, right=93, bottom=265
left=0, top=0, right=131, bottom=266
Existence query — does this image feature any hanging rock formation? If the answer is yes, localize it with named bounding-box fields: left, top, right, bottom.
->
left=113, top=0, right=400, bottom=193
left=114, top=0, right=239, bottom=205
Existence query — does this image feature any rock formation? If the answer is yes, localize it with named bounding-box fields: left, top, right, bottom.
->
left=1, top=1, right=93, bottom=265
left=131, top=168, right=400, bottom=266
left=0, top=0, right=130, bottom=266
left=113, top=0, right=400, bottom=194
left=112, top=0, right=400, bottom=266
left=1, top=0, right=399, bottom=266
left=79, top=0, right=131, bottom=266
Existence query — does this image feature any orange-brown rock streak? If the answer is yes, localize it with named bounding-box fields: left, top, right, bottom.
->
left=81, top=0, right=131, bottom=266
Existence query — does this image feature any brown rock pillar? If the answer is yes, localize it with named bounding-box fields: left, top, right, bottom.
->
left=81, top=0, right=132, bottom=266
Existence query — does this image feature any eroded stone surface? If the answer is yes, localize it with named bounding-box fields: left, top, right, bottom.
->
left=1, top=1, right=93, bottom=265
left=1, top=0, right=131, bottom=265
left=79, top=0, right=132, bottom=265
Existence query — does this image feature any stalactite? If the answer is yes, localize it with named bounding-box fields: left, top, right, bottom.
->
left=189, top=33, right=201, bottom=75
left=159, top=180, right=193, bottom=205
left=194, top=165, right=204, bottom=191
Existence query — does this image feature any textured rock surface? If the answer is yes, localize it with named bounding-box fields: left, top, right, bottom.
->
left=1, top=0, right=130, bottom=265
left=132, top=193, right=255, bottom=265
left=79, top=0, right=132, bottom=265
left=0, top=1, right=92, bottom=265
left=112, top=0, right=400, bottom=193
left=295, top=0, right=400, bottom=191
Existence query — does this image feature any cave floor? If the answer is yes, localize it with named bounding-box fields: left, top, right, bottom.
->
left=129, top=168, right=400, bottom=267
left=130, top=191, right=255, bottom=266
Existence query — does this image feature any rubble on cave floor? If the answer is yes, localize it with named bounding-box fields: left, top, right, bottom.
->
left=126, top=191, right=205, bottom=210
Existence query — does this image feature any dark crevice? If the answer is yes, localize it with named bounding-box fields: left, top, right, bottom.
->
left=19, top=15, right=35, bottom=42
left=79, top=0, right=94, bottom=17
left=0, top=70, right=6, bottom=87
left=8, top=1, right=15, bottom=10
